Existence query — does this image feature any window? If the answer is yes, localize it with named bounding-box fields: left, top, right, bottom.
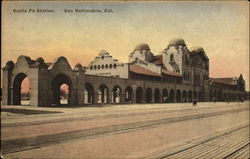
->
left=109, top=64, right=112, bottom=68
left=114, top=64, right=117, bottom=68
left=102, top=65, right=104, bottom=69
left=90, top=66, right=93, bottom=70
left=185, top=55, right=189, bottom=64
left=170, top=54, right=174, bottom=61
left=94, top=65, right=96, bottom=70
left=102, top=55, right=104, bottom=60
left=105, top=64, right=108, bottom=69
left=98, top=65, right=100, bottom=69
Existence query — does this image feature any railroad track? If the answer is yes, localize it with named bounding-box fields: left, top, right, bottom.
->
left=2, top=107, right=248, bottom=155
left=2, top=104, right=245, bottom=128
left=143, top=124, right=249, bottom=159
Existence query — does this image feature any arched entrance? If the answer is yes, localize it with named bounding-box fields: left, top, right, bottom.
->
left=98, top=84, right=109, bottom=103
left=125, top=86, right=133, bottom=103
left=136, top=87, right=143, bottom=103
left=218, top=90, right=222, bottom=101
left=170, top=89, right=175, bottom=103
left=85, top=83, right=94, bottom=104
left=60, top=84, right=69, bottom=104
left=194, top=91, right=197, bottom=100
left=162, top=89, right=168, bottom=103
left=182, top=90, right=187, bottom=102
left=112, top=86, right=122, bottom=103
left=198, top=91, right=202, bottom=102
left=146, top=88, right=152, bottom=103
left=188, top=90, right=192, bottom=102
left=176, top=90, right=181, bottom=103
left=13, top=73, right=30, bottom=105
left=51, top=74, right=72, bottom=106
left=210, top=90, right=213, bottom=101
left=154, top=88, right=160, bottom=103
left=223, top=93, right=226, bottom=102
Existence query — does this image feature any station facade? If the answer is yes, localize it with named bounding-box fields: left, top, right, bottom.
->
left=2, top=38, right=247, bottom=107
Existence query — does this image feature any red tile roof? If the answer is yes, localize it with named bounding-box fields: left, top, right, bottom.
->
left=209, top=77, right=236, bottom=85
left=130, top=65, right=162, bottom=77
left=152, top=55, right=163, bottom=65
left=162, top=69, right=182, bottom=77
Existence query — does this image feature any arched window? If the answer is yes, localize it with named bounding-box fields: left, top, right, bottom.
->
left=170, top=54, right=174, bottom=61
left=102, top=55, right=104, bottom=60
left=94, top=65, right=96, bottom=70
left=114, top=64, right=117, bottom=68
left=109, top=64, right=112, bottom=68
left=105, top=64, right=108, bottom=69
left=185, top=54, right=189, bottom=64
left=98, top=65, right=100, bottom=69
left=102, top=65, right=104, bottom=69
left=90, top=66, right=93, bottom=70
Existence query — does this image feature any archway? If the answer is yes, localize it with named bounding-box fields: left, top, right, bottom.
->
left=170, top=89, right=175, bottom=103
left=85, top=83, right=94, bottom=104
left=98, top=84, right=109, bottom=103
left=223, top=93, right=226, bottom=102
left=218, top=90, right=223, bottom=101
left=188, top=90, right=192, bottom=102
left=198, top=91, right=202, bottom=102
left=51, top=74, right=72, bottom=106
left=146, top=88, right=152, bottom=103
left=13, top=73, right=30, bottom=105
left=162, top=89, right=168, bottom=103
left=136, top=87, right=143, bottom=103
left=176, top=90, right=181, bottom=103
left=112, top=85, right=122, bottom=103
left=60, top=84, right=69, bottom=104
left=210, top=90, right=213, bottom=101
left=154, top=88, right=160, bottom=103
left=125, top=86, right=133, bottom=103
left=194, top=91, right=197, bottom=101
left=182, top=90, right=187, bottom=102
left=213, top=91, right=217, bottom=101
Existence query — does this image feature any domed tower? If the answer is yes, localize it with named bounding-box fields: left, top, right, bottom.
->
left=162, top=38, right=190, bottom=78
left=129, top=43, right=154, bottom=63
left=189, top=46, right=209, bottom=82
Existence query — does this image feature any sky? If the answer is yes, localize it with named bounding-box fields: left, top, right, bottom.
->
left=2, top=1, right=249, bottom=91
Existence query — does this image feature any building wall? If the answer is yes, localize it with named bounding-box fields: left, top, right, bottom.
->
left=85, top=50, right=129, bottom=78
left=131, top=58, right=161, bottom=74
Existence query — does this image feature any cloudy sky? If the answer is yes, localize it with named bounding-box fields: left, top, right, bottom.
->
left=2, top=1, right=249, bottom=90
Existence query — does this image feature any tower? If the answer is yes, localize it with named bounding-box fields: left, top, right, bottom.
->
left=129, top=43, right=154, bottom=63
left=162, top=38, right=191, bottom=80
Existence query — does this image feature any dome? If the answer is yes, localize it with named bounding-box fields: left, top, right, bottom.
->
left=168, top=38, right=186, bottom=46
left=135, top=43, right=150, bottom=51
left=99, top=50, right=110, bottom=55
left=74, top=63, right=83, bottom=68
left=190, top=46, right=205, bottom=53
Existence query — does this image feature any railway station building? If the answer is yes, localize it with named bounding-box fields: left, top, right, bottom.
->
left=2, top=38, right=247, bottom=107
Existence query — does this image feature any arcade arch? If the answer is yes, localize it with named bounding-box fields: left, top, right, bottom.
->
left=51, top=73, right=72, bottom=106
left=13, top=73, right=30, bottom=105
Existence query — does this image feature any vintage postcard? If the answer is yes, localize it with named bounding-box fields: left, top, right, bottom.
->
left=1, top=1, right=249, bottom=159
